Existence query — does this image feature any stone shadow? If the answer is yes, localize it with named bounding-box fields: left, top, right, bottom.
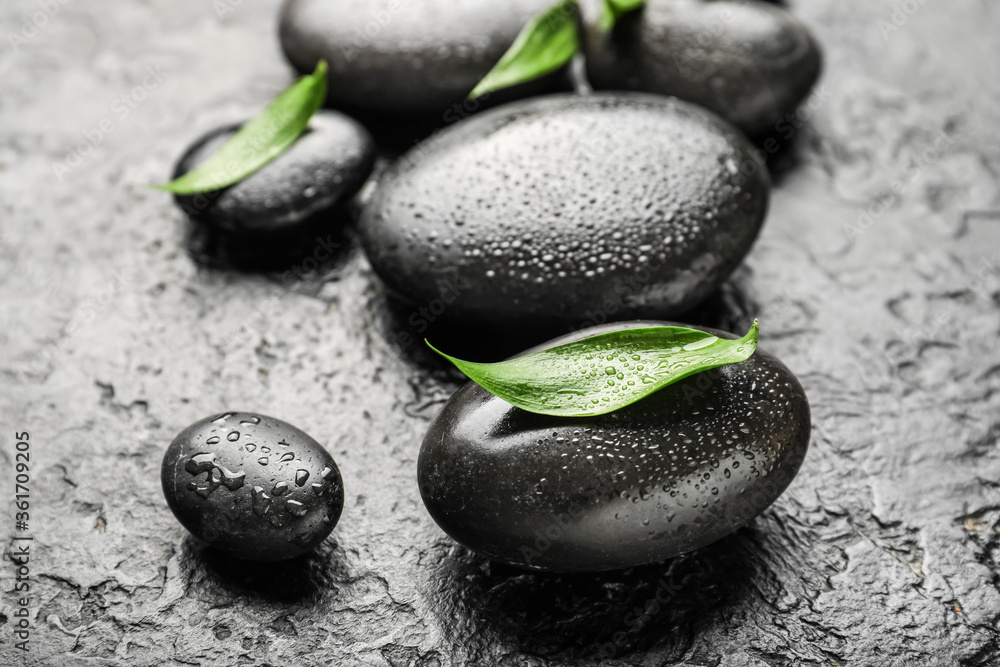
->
left=182, top=207, right=355, bottom=275
left=376, top=267, right=759, bottom=371
left=182, top=535, right=346, bottom=604
left=428, top=529, right=762, bottom=661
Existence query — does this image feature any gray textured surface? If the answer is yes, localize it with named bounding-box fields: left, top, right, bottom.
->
left=1, top=1, right=999, bottom=665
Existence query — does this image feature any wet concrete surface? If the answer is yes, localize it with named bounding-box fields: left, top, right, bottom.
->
left=1, top=1, right=999, bottom=665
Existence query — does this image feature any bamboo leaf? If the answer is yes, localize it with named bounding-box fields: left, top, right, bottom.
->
left=155, top=60, right=328, bottom=194
left=428, top=320, right=759, bottom=417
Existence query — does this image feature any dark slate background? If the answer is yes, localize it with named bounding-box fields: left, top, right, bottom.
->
left=2, top=1, right=999, bottom=665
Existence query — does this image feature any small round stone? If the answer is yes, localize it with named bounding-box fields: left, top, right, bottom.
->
left=172, top=110, right=375, bottom=234
left=359, top=93, right=769, bottom=334
left=418, top=321, right=810, bottom=572
left=161, top=412, right=344, bottom=561
left=583, top=0, right=823, bottom=137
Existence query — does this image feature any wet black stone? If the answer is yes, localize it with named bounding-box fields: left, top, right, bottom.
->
left=583, top=0, right=823, bottom=137
left=278, top=0, right=567, bottom=118
left=360, top=93, right=769, bottom=335
left=174, top=111, right=374, bottom=232
left=172, top=110, right=374, bottom=268
left=173, top=111, right=375, bottom=270
left=418, top=321, right=810, bottom=572
left=161, top=412, right=345, bottom=561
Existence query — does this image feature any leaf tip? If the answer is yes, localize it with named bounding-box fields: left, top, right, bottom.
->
left=425, top=339, right=467, bottom=374
left=742, top=319, right=760, bottom=356
left=424, top=338, right=445, bottom=357
left=467, top=81, right=489, bottom=101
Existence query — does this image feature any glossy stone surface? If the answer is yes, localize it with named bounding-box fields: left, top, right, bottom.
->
left=161, top=412, right=344, bottom=561
left=360, top=93, right=769, bottom=334
left=173, top=110, right=375, bottom=233
left=419, top=322, right=810, bottom=572
left=8, top=1, right=1000, bottom=664
left=584, top=0, right=823, bottom=137
left=278, top=0, right=562, bottom=116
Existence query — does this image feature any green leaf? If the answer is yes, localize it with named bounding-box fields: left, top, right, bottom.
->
left=428, top=320, right=759, bottom=417
left=154, top=60, right=328, bottom=194
left=468, top=0, right=580, bottom=100
left=599, top=0, right=646, bottom=31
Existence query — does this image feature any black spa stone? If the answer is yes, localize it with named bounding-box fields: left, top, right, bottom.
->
left=417, top=322, right=810, bottom=572
left=583, top=0, right=823, bottom=137
left=359, top=93, right=769, bottom=334
left=278, top=0, right=565, bottom=117
left=161, top=412, right=345, bottom=561
left=172, top=110, right=375, bottom=234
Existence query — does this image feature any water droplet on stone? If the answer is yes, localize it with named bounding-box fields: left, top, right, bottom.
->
left=285, top=499, right=308, bottom=517
left=251, top=486, right=272, bottom=517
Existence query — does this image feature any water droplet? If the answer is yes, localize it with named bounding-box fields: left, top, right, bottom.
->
left=251, top=486, right=272, bottom=517
left=185, top=453, right=216, bottom=476
left=227, top=431, right=240, bottom=442
left=295, top=469, right=310, bottom=486
left=285, top=499, right=308, bottom=517
left=272, top=481, right=289, bottom=496
left=683, top=336, right=719, bottom=351
left=257, top=457, right=269, bottom=466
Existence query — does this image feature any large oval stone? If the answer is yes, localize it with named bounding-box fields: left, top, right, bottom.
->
left=278, top=0, right=562, bottom=115
left=360, top=93, right=769, bottom=334
left=584, top=0, right=823, bottom=137
left=161, top=412, right=345, bottom=561
left=418, top=322, right=810, bottom=572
